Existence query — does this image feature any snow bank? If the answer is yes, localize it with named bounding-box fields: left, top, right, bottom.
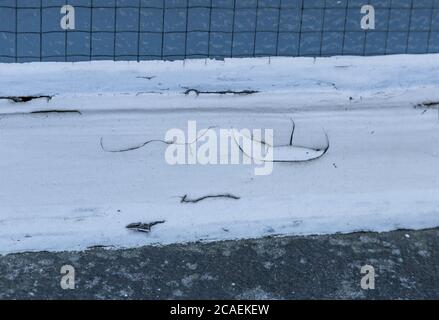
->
left=0, top=55, right=438, bottom=254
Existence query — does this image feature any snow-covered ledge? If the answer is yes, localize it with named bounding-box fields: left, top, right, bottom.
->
left=1, top=54, right=439, bottom=114
left=0, top=55, right=438, bottom=254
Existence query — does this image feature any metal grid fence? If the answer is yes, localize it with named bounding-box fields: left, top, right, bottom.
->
left=0, top=0, right=438, bottom=62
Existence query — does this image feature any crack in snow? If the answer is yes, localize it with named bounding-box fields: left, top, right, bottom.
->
left=0, top=95, right=53, bottom=103
left=126, top=221, right=166, bottom=233
left=234, top=119, right=330, bottom=163
left=30, top=110, right=82, bottom=115
left=183, top=88, right=259, bottom=96
left=99, top=126, right=218, bottom=153
left=180, top=194, right=241, bottom=204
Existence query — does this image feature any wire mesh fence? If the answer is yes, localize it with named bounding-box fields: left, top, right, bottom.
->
left=0, top=0, right=438, bottom=62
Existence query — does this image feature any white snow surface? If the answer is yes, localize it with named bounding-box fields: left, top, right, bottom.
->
left=0, top=55, right=439, bottom=254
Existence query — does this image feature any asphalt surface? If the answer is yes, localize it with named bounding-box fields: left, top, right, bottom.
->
left=0, top=228, right=438, bottom=299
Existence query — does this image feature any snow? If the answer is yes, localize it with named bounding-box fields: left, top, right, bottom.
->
left=0, top=55, right=438, bottom=254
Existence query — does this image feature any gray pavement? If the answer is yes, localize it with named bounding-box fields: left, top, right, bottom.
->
left=0, top=228, right=438, bottom=299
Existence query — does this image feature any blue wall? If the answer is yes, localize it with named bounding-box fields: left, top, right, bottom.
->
left=0, top=0, right=438, bottom=62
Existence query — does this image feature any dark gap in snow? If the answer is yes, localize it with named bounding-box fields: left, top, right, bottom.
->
left=100, top=126, right=217, bottom=153
left=272, top=132, right=330, bottom=163
left=418, top=101, right=439, bottom=107
left=235, top=119, right=330, bottom=163
left=0, top=95, right=53, bottom=103
left=126, top=221, right=166, bottom=233
left=31, top=110, right=82, bottom=115
left=289, top=119, right=296, bottom=146
left=183, top=88, right=259, bottom=96
left=315, top=81, right=338, bottom=90
left=416, top=101, right=439, bottom=108
left=100, top=137, right=173, bottom=153
left=136, top=75, right=156, bottom=80
left=180, top=194, right=241, bottom=204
